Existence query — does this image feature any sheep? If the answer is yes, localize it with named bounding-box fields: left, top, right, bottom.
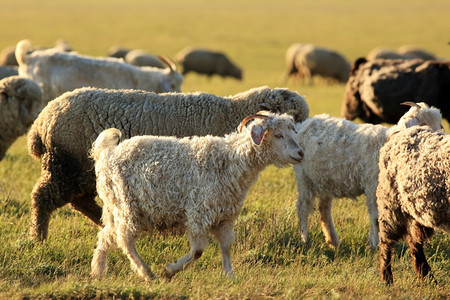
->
left=293, top=102, right=443, bottom=249
left=366, top=47, right=415, bottom=61
left=377, top=114, right=449, bottom=284
left=293, top=44, right=350, bottom=84
left=27, top=86, right=309, bottom=240
left=0, top=66, right=18, bottom=80
left=107, top=45, right=130, bottom=59
left=175, top=47, right=242, bottom=80
left=90, top=112, right=304, bottom=280
left=0, top=45, right=18, bottom=66
left=0, top=76, right=42, bottom=161
left=341, top=57, right=450, bottom=124
left=280, top=43, right=308, bottom=84
left=125, top=49, right=165, bottom=68
left=15, top=39, right=183, bottom=104
left=396, top=45, right=437, bottom=61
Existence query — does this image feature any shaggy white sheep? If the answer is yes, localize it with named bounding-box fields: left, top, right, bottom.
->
left=90, top=112, right=304, bottom=280
left=377, top=118, right=449, bottom=284
left=0, top=76, right=42, bottom=161
left=293, top=102, right=443, bottom=248
left=15, top=39, right=183, bottom=103
left=27, top=86, right=309, bottom=240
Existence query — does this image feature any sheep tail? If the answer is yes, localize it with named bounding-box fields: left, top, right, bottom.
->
left=27, top=125, right=45, bottom=160
left=15, top=39, right=32, bottom=66
left=90, top=128, right=122, bottom=161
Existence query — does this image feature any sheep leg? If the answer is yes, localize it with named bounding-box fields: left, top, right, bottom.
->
left=365, top=192, right=380, bottom=248
left=295, top=182, right=315, bottom=244
left=91, top=223, right=116, bottom=278
left=379, top=239, right=394, bottom=284
left=318, top=196, right=340, bottom=248
left=117, top=226, right=155, bottom=281
left=212, top=221, right=235, bottom=278
left=70, top=192, right=103, bottom=226
left=165, top=234, right=207, bottom=278
left=29, top=171, right=71, bottom=240
left=407, top=221, right=433, bottom=278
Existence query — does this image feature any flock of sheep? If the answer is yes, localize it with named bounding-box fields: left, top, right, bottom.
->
left=0, top=39, right=449, bottom=285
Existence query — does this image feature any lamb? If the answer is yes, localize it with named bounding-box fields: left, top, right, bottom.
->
left=341, top=57, right=450, bottom=124
left=175, top=47, right=242, bottom=80
left=27, top=86, right=309, bottom=240
left=90, top=112, right=304, bottom=280
left=0, top=76, right=42, bottom=161
left=293, top=102, right=443, bottom=248
left=125, top=49, right=165, bottom=68
left=377, top=115, right=449, bottom=284
left=292, top=44, right=350, bottom=84
left=15, top=39, right=183, bottom=104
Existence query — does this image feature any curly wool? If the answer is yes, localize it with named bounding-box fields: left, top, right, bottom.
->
left=27, top=86, right=309, bottom=240
left=377, top=126, right=450, bottom=283
left=0, top=76, right=42, bottom=160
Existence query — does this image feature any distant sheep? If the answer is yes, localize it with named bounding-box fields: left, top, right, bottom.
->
left=125, top=49, right=165, bottom=68
left=293, top=102, right=443, bottom=248
left=107, top=46, right=130, bottom=59
left=175, top=47, right=242, bottom=80
left=280, top=43, right=307, bottom=84
left=377, top=113, right=449, bottom=284
left=90, top=112, right=304, bottom=280
left=0, top=45, right=18, bottom=66
left=397, top=45, right=437, bottom=61
left=293, top=44, right=350, bottom=84
left=342, top=58, right=450, bottom=124
left=27, top=86, right=309, bottom=240
left=0, top=76, right=42, bottom=161
left=366, top=47, right=415, bottom=60
left=16, top=39, right=183, bottom=103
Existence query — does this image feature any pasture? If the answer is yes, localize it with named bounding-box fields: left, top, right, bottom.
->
left=1, top=0, right=449, bottom=298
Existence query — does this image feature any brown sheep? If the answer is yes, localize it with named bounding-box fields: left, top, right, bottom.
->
left=175, top=47, right=242, bottom=80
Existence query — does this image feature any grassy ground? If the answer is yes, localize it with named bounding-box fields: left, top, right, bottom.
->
left=1, top=0, right=449, bottom=299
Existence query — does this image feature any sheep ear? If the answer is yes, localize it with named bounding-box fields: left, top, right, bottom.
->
left=251, top=125, right=267, bottom=145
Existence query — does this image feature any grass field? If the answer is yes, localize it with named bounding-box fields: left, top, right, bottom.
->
left=1, top=0, right=449, bottom=299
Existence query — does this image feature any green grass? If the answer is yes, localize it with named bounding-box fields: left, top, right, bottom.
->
left=1, top=0, right=449, bottom=298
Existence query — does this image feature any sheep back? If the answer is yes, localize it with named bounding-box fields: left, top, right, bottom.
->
left=175, top=47, right=242, bottom=80
left=342, top=58, right=450, bottom=124
left=377, top=127, right=450, bottom=232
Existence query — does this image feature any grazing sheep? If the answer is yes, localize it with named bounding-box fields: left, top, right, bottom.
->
left=27, top=86, right=309, bottom=240
left=293, top=44, right=350, bottom=84
left=125, top=49, right=165, bottom=68
left=397, top=45, right=437, bottom=61
left=0, top=66, right=18, bottom=80
left=366, top=47, right=415, bottom=60
left=175, top=47, right=242, bottom=80
left=0, top=76, right=42, bottom=161
left=342, top=58, right=450, bottom=124
left=377, top=118, right=449, bottom=284
left=16, top=39, right=183, bottom=104
left=90, top=112, right=304, bottom=280
left=107, top=46, right=130, bottom=59
left=294, top=102, right=443, bottom=248
left=280, top=43, right=308, bottom=84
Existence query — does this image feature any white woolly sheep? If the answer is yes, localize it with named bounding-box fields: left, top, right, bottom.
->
left=27, top=86, right=309, bottom=240
left=293, top=44, right=350, bottom=84
left=377, top=118, right=449, bottom=284
left=293, top=102, right=443, bottom=248
left=0, top=76, right=42, bottom=161
left=90, top=112, right=304, bottom=280
left=125, top=49, right=165, bottom=68
left=175, top=47, right=242, bottom=80
left=15, top=39, right=183, bottom=104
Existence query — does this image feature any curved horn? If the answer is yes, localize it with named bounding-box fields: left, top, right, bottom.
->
left=239, top=114, right=270, bottom=132
left=158, top=55, right=177, bottom=72
left=401, top=101, right=421, bottom=108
